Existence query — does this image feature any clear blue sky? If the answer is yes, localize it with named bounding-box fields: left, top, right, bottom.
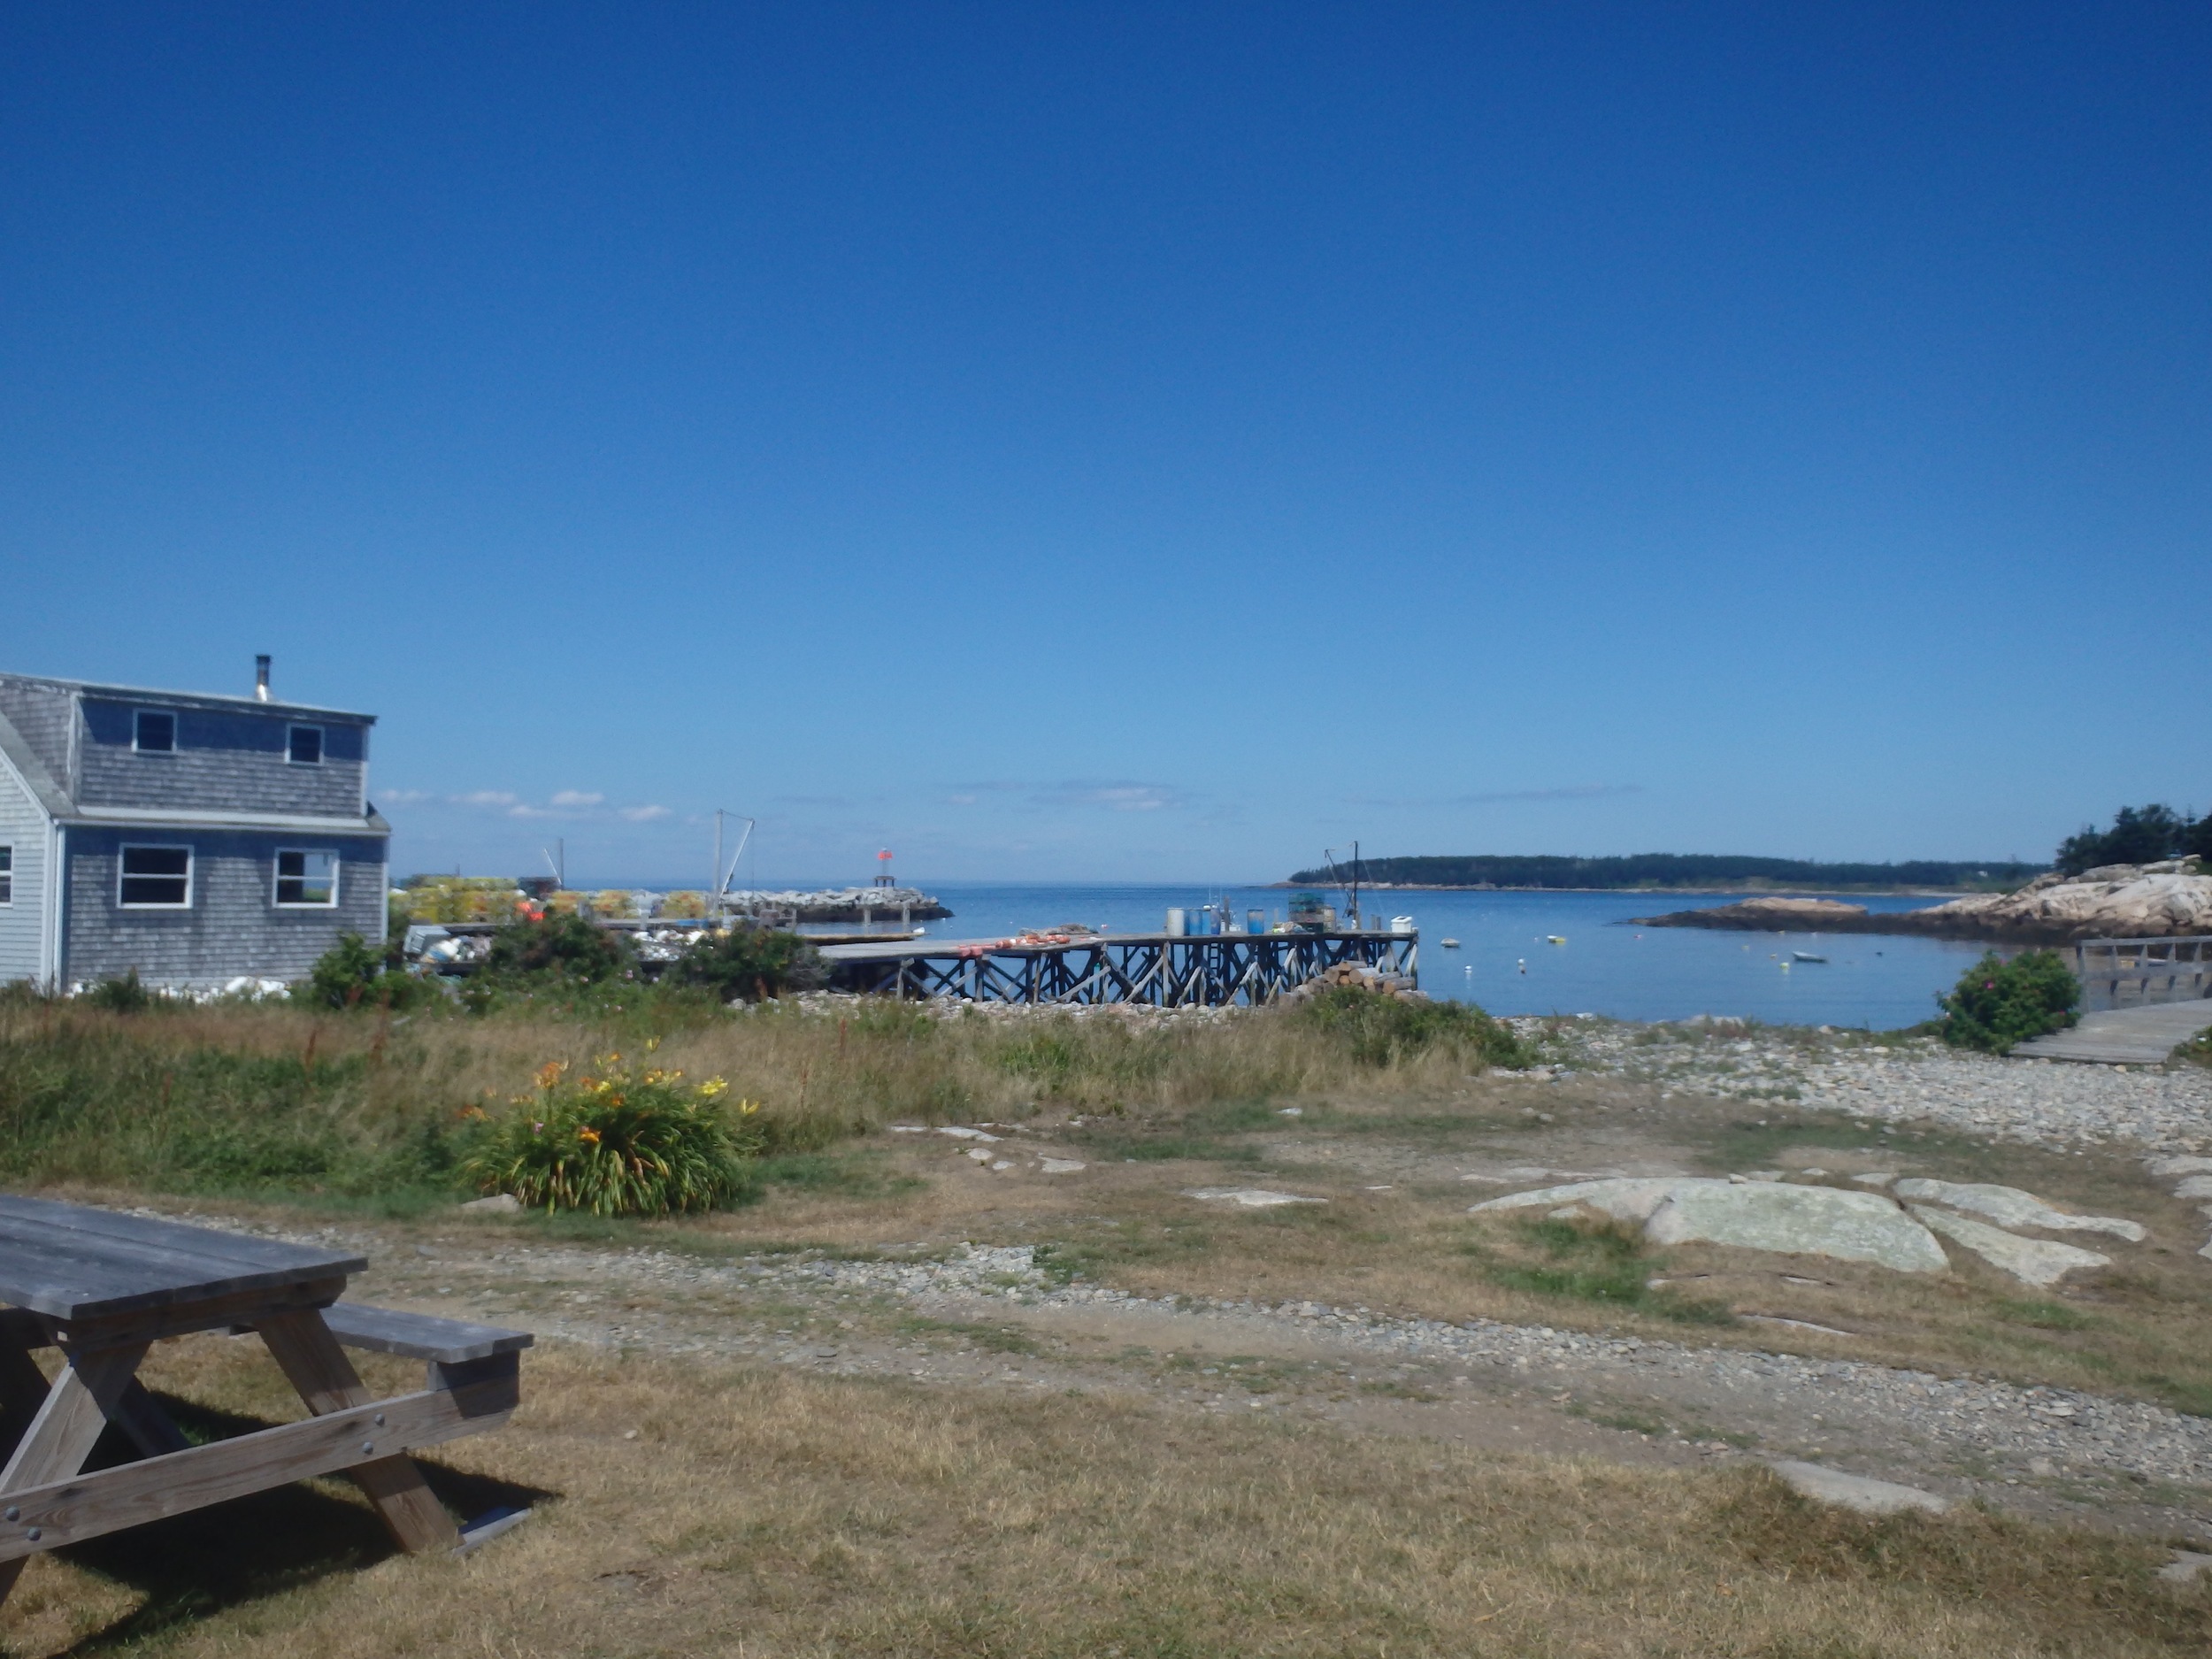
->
left=4, top=4, right=2206, bottom=886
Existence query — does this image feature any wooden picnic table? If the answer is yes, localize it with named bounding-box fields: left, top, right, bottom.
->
left=0, top=1194, right=530, bottom=1608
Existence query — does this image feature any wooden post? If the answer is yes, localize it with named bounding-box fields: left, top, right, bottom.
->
left=0, top=1342, right=149, bottom=1606
left=257, top=1313, right=462, bottom=1553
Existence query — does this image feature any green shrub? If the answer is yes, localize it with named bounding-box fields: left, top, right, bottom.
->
left=82, top=969, right=167, bottom=1013
left=482, top=913, right=632, bottom=984
left=302, top=933, right=438, bottom=1011
left=669, top=926, right=826, bottom=1002
left=460, top=1056, right=762, bottom=1216
left=1936, top=949, right=2078, bottom=1053
left=1288, top=985, right=1529, bottom=1069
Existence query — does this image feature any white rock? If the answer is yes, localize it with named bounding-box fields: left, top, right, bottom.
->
left=1039, top=1158, right=1086, bottom=1174
left=1769, top=1460, right=1948, bottom=1516
left=965, top=1148, right=994, bottom=1164
left=1892, top=1179, right=2147, bottom=1241
left=2158, top=1551, right=2212, bottom=1583
left=1185, top=1188, right=1326, bottom=1209
left=2147, top=1156, right=2212, bottom=1178
left=1851, top=1172, right=1897, bottom=1187
left=1646, top=1183, right=1949, bottom=1273
left=939, top=1126, right=1002, bottom=1142
left=988, top=1159, right=1013, bottom=1171
left=459, top=1193, right=521, bottom=1215
left=2175, top=1175, right=2212, bottom=1200
left=1471, top=1179, right=1680, bottom=1225
left=1912, top=1206, right=2111, bottom=1287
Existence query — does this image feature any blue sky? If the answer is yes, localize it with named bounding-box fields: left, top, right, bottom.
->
left=4, top=4, right=2207, bottom=886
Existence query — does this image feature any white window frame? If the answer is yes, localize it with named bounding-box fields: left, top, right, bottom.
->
left=273, top=848, right=341, bottom=909
left=133, top=710, right=178, bottom=754
left=118, top=843, right=193, bottom=909
left=287, top=723, right=325, bottom=765
left=0, top=843, right=12, bottom=905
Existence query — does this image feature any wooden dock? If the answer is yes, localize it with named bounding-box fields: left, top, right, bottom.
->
left=818, top=929, right=1417, bottom=1008
left=2014, top=1001, right=2212, bottom=1065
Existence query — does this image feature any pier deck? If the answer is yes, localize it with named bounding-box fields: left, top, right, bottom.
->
left=819, top=929, right=1417, bottom=1008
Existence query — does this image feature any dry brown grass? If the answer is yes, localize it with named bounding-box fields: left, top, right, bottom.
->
left=4, top=1339, right=2203, bottom=1659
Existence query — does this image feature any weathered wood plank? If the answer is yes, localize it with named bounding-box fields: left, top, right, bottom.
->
left=0, top=1196, right=363, bottom=1322
left=320, top=1302, right=533, bottom=1364
left=0, top=1371, right=516, bottom=1563
left=50, top=1277, right=348, bottom=1349
left=257, top=1312, right=464, bottom=1553
left=0, top=1343, right=149, bottom=1605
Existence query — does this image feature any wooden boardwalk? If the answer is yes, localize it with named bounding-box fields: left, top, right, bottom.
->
left=2014, top=1001, right=2212, bottom=1065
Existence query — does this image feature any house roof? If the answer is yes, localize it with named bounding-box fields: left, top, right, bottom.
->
left=0, top=672, right=375, bottom=724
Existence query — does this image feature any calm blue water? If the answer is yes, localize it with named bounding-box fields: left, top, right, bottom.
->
left=795, top=881, right=1988, bottom=1031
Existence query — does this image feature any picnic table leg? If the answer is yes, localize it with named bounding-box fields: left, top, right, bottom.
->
left=0, top=1338, right=49, bottom=1468
left=0, top=1342, right=149, bottom=1609
left=256, top=1311, right=462, bottom=1554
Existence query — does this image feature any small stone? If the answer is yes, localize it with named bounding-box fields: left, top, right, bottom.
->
left=2148, top=1156, right=2212, bottom=1178
left=1185, top=1188, right=1326, bottom=1209
left=1770, top=1460, right=1948, bottom=1516
left=2160, top=1551, right=2212, bottom=1583
left=459, top=1193, right=522, bottom=1216
left=1039, top=1158, right=1086, bottom=1174
left=1852, top=1172, right=1897, bottom=1187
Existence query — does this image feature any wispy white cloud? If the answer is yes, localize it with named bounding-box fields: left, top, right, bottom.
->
left=379, top=787, right=434, bottom=804
left=1347, top=784, right=1644, bottom=808
left=549, top=789, right=605, bottom=809
left=455, top=789, right=518, bottom=808
left=620, top=804, right=672, bottom=822
left=950, top=780, right=1190, bottom=812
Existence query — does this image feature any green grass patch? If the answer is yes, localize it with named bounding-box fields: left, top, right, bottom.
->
left=1467, top=1217, right=1737, bottom=1326
left=896, top=1316, right=1041, bottom=1355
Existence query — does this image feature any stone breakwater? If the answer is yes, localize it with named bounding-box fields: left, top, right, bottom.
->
left=493, top=1240, right=2212, bottom=1491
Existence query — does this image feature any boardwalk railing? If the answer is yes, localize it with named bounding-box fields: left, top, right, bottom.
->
left=820, top=930, right=1418, bottom=1008
left=2073, top=936, right=2212, bottom=1014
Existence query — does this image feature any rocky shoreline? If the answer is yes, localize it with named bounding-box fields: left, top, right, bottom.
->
left=1632, top=860, right=2212, bottom=945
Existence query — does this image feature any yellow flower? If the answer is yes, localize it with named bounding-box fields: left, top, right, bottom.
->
left=534, top=1061, right=566, bottom=1091
left=697, top=1078, right=729, bottom=1100
left=578, top=1126, right=602, bottom=1145
left=645, top=1035, right=662, bottom=1053
left=739, top=1099, right=760, bottom=1117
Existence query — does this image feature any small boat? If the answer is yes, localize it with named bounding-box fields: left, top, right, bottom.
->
left=1792, top=951, right=1827, bottom=964
left=1546, top=935, right=1566, bottom=945
left=1440, top=937, right=1461, bottom=949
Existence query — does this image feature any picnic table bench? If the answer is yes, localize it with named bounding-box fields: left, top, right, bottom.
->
left=0, top=1194, right=531, bottom=1608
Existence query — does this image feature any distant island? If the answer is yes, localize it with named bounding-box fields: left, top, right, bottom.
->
left=1279, top=853, right=2047, bottom=895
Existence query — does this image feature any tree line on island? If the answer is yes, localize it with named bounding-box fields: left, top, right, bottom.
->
left=1288, top=801, right=2209, bottom=892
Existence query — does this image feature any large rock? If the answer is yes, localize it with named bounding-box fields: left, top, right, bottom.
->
left=1466, top=1179, right=1679, bottom=1225
left=1910, top=1205, right=2111, bottom=1287
left=1627, top=897, right=1873, bottom=932
left=1634, top=862, right=2212, bottom=944
left=1644, top=1182, right=1949, bottom=1272
left=1909, top=865, right=2212, bottom=943
left=1891, top=1179, right=2147, bottom=1242
left=1770, top=1460, right=1949, bottom=1516
left=1473, top=1178, right=1949, bottom=1272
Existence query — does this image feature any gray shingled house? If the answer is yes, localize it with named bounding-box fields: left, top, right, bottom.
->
left=0, top=661, right=388, bottom=992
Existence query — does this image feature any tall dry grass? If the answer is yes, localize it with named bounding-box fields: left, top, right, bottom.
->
left=0, top=993, right=1517, bottom=1204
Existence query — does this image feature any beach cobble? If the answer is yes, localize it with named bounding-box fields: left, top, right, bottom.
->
left=1520, top=1018, right=2212, bottom=1155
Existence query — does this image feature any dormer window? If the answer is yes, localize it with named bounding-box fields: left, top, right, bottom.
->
left=134, top=710, right=176, bottom=753
left=288, top=724, right=324, bottom=765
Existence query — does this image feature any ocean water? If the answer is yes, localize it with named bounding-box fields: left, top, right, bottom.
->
left=804, top=881, right=1991, bottom=1031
